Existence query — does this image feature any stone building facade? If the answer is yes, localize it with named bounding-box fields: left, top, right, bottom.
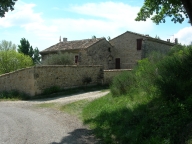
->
left=40, top=31, right=175, bottom=70
left=40, top=38, right=115, bottom=70
left=109, top=31, right=175, bottom=69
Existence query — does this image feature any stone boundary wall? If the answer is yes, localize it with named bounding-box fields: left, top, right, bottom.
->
left=104, top=69, right=132, bottom=85
left=34, top=65, right=102, bottom=95
left=0, top=65, right=103, bottom=96
left=0, top=67, right=35, bottom=96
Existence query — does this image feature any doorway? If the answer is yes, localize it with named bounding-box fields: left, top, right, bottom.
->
left=115, top=58, right=120, bottom=69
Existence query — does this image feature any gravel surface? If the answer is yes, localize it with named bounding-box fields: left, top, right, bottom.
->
left=0, top=90, right=109, bottom=144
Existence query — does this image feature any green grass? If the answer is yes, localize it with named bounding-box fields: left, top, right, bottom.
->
left=60, top=100, right=90, bottom=118
left=82, top=91, right=192, bottom=144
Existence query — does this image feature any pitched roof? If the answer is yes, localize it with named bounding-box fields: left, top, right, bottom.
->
left=40, top=38, right=105, bottom=54
left=110, top=31, right=175, bottom=46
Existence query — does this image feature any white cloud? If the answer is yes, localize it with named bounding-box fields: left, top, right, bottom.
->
left=69, top=2, right=154, bottom=33
left=0, top=1, right=42, bottom=27
left=173, top=27, right=192, bottom=45
left=0, top=1, right=155, bottom=50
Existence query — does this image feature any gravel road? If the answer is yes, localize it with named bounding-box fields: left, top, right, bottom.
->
left=0, top=90, right=109, bottom=144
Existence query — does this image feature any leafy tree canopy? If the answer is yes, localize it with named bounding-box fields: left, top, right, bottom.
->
left=18, top=38, right=41, bottom=64
left=0, top=49, right=33, bottom=74
left=135, top=0, right=192, bottom=24
left=18, top=38, right=33, bottom=57
left=0, top=40, right=16, bottom=51
left=0, top=0, right=17, bottom=17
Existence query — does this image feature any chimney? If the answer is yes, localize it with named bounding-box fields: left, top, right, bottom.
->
left=167, top=39, right=170, bottom=42
left=63, top=38, right=67, bottom=42
left=175, top=38, right=178, bottom=44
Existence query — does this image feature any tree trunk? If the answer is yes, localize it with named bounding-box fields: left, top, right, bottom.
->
left=181, top=0, right=192, bottom=25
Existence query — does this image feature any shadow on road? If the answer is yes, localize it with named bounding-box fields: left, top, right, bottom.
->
left=51, top=128, right=101, bottom=144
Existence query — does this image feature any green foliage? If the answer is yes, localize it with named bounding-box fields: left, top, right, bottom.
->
left=0, top=50, right=33, bottom=74
left=33, top=47, right=41, bottom=64
left=41, top=52, right=73, bottom=65
left=0, top=0, right=17, bottom=17
left=155, top=45, right=192, bottom=101
left=18, top=38, right=33, bottom=57
left=18, top=38, right=41, bottom=64
left=82, top=76, right=92, bottom=85
left=83, top=93, right=192, bottom=143
left=42, top=86, right=61, bottom=95
left=110, top=71, right=136, bottom=96
left=0, top=90, right=29, bottom=100
left=83, top=45, right=192, bottom=143
left=135, top=0, right=189, bottom=24
left=0, top=40, right=16, bottom=51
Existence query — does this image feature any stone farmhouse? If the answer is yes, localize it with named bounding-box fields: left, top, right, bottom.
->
left=0, top=31, right=176, bottom=96
left=40, top=31, right=175, bottom=70
left=40, top=38, right=115, bottom=70
left=109, top=31, right=175, bottom=69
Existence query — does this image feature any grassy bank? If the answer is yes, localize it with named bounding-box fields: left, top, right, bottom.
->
left=82, top=45, right=192, bottom=144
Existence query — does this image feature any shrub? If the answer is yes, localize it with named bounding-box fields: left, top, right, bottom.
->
left=42, top=86, right=61, bottom=95
left=0, top=50, right=33, bottom=74
left=82, top=76, right=92, bottom=85
left=0, top=90, right=29, bottom=100
left=41, top=52, right=74, bottom=65
left=110, top=71, right=136, bottom=96
left=155, top=45, right=192, bottom=101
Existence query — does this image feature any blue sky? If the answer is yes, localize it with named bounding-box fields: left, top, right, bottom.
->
left=0, top=0, right=192, bottom=51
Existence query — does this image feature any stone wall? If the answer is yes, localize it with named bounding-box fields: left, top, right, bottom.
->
left=34, top=65, right=102, bottom=95
left=142, top=39, right=174, bottom=58
left=104, top=69, right=132, bottom=84
left=109, top=32, right=144, bottom=69
left=109, top=32, right=174, bottom=69
left=79, top=39, right=116, bottom=70
left=0, top=65, right=103, bottom=96
left=0, top=68, right=35, bottom=96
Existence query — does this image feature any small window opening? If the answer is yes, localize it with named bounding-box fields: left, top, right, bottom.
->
left=108, top=47, right=111, bottom=52
left=75, top=55, right=78, bottom=63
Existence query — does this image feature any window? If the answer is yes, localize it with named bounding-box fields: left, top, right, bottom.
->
left=108, top=47, right=111, bottom=52
left=75, top=55, right=78, bottom=63
left=137, top=39, right=143, bottom=50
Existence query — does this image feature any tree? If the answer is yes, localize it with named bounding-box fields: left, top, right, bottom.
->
left=92, top=35, right=96, bottom=39
left=18, top=38, right=33, bottom=57
left=135, top=0, right=192, bottom=24
left=0, top=50, right=33, bottom=74
left=33, top=47, right=41, bottom=63
left=18, top=38, right=41, bottom=64
left=0, top=40, right=16, bottom=51
left=0, top=0, right=17, bottom=17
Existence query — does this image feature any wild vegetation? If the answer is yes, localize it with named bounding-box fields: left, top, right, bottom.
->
left=82, top=45, right=192, bottom=144
left=41, top=52, right=74, bottom=65
left=0, top=40, right=33, bottom=74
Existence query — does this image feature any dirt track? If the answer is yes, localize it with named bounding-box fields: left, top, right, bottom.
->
left=0, top=91, right=109, bottom=144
